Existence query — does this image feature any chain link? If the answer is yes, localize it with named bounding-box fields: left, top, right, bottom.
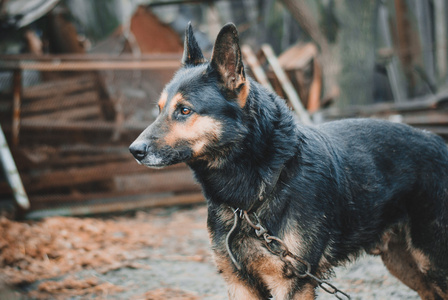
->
left=242, top=211, right=351, bottom=300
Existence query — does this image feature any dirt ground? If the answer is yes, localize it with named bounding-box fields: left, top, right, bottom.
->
left=0, top=204, right=420, bottom=299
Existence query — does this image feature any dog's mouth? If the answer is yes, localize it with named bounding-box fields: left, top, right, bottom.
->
left=132, top=145, right=193, bottom=169
left=135, top=153, right=166, bottom=169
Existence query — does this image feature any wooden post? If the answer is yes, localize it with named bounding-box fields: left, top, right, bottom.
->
left=261, top=44, right=312, bottom=125
left=241, top=45, right=274, bottom=92
left=12, top=69, right=22, bottom=146
left=434, top=0, right=447, bottom=82
left=0, top=124, right=30, bottom=210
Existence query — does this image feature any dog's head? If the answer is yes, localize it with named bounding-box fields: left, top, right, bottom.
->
left=129, top=23, right=250, bottom=168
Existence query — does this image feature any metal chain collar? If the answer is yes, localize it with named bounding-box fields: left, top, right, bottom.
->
left=226, top=207, right=351, bottom=300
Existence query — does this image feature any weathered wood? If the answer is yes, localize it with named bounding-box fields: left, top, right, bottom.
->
left=23, top=161, right=150, bottom=191
left=26, top=192, right=205, bottom=218
left=2, top=60, right=181, bottom=71
left=0, top=124, right=29, bottom=209
left=20, top=119, right=147, bottom=132
left=24, top=106, right=101, bottom=121
left=22, top=75, right=96, bottom=99
left=0, top=53, right=182, bottom=61
left=307, top=58, right=321, bottom=113
left=23, top=91, right=98, bottom=114
left=114, top=169, right=200, bottom=194
left=401, top=111, right=448, bottom=125
left=434, top=0, right=447, bottom=81
left=381, top=0, right=407, bottom=102
left=12, top=70, right=22, bottom=146
left=321, top=92, right=448, bottom=119
left=241, top=45, right=274, bottom=91
left=261, top=44, right=312, bottom=125
left=23, top=161, right=191, bottom=192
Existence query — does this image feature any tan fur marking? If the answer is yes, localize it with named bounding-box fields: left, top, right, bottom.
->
left=292, top=283, right=316, bottom=300
left=238, top=79, right=250, bottom=108
left=212, top=251, right=260, bottom=300
left=157, top=91, right=168, bottom=111
left=164, top=115, right=222, bottom=149
left=410, top=248, right=432, bottom=273
left=227, top=282, right=261, bottom=300
left=246, top=235, right=296, bottom=300
left=381, top=228, right=440, bottom=299
left=168, top=92, right=184, bottom=113
left=404, top=225, right=432, bottom=273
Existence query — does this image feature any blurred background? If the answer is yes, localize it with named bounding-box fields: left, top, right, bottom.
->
left=1, top=0, right=447, bottom=218
left=0, top=1, right=446, bottom=299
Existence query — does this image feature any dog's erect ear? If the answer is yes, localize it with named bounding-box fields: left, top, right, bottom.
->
left=210, top=23, right=246, bottom=92
left=182, top=22, right=206, bottom=66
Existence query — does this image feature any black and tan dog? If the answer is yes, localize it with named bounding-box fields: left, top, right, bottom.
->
left=130, top=23, right=448, bottom=299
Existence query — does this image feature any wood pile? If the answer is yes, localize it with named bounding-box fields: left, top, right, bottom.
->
left=0, top=66, right=202, bottom=216
left=318, top=91, right=448, bottom=141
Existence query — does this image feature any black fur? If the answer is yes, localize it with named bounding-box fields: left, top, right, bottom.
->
left=130, top=23, right=448, bottom=299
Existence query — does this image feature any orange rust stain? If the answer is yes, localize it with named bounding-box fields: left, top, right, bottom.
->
left=237, top=79, right=250, bottom=108
left=157, top=91, right=168, bottom=111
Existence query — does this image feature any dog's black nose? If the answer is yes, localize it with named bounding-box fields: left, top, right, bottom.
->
left=129, top=142, right=148, bottom=160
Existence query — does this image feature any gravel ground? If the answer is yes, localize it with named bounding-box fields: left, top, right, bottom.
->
left=1, top=204, right=420, bottom=299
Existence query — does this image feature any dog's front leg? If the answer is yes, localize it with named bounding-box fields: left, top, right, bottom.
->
left=213, top=251, right=268, bottom=299
left=290, top=282, right=316, bottom=300
left=227, top=280, right=265, bottom=300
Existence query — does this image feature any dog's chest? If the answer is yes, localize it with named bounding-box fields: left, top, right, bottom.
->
left=207, top=205, right=288, bottom=281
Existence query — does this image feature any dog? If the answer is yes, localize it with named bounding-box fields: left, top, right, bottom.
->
left=130, top=23, right=448, bottom=300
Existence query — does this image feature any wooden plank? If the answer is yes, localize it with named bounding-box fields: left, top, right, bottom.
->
left=434, top=0, right=447, bottom=80
left=320, top=92, right=448, bottom=119
left=379, top=2, right=406, bottom=102
left=307, top=59, right=321, bottom=113
left=0, top=124, right=29, bottom=209
left=260, top=44, right=312, bottom=125
left=114, top=169, right=200, bottom=194
left=23, top=161, right=149, bottom=191
left=23, top=161, right=190, bottom=192
left=22, top=75, right=95, bottom=99
left=20, top=119, right=148, bottom=132
left=23, top=91, right=98, bottom=113
left=26, top=192, right=205, bottom=218
left=12, top=70, right=22, bottom=146
left=401, top=111, right=448, bottom=125
left=2, top=60, right=181, bottom=71
left=0, top=53, right=182, bottom=61
left=24, top=105, right=101, bottom=121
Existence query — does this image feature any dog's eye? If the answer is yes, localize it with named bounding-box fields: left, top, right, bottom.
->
left=180, top=107, right=192, bottom=115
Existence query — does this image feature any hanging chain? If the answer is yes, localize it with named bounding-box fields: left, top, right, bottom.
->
left=241, top=210, right=351, bottom=300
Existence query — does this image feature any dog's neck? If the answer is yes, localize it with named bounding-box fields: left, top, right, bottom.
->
left=188, top=83, right=300, bottom=210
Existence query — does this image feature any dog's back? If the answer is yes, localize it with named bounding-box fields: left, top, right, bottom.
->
left=315, top=119, right=448, bottom=294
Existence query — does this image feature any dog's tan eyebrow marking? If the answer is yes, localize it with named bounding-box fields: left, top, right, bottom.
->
left=168, top=92, right=186, bottom=113
left=158, top=91, right=168, bottom=111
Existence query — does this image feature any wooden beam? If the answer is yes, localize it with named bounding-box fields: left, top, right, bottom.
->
left=1, top=60, right=181, bottom=71
left=20, top=119, right=148, bottom=132
left=26, top=192, right=205, bottom=219
left=23, top=91, right=98, bottom=114
left=241, top=45, right=274, bottom=91
left=23, top=161, right=150, bottom=191
left=260, top=44, right=312, bottom=125
left=12, top=70, right=22, bottom=146
left=22, top=75, right=95, bottom=99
